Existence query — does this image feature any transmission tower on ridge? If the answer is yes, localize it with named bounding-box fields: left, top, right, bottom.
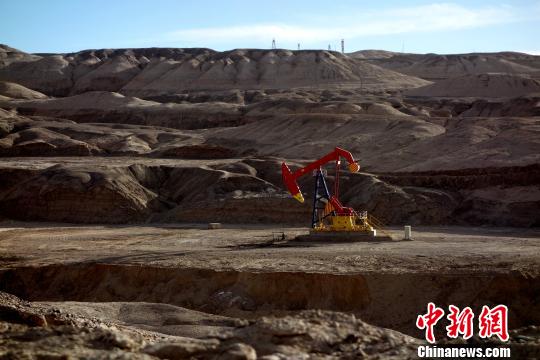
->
left=341, top=39, right=344, bottom=53
left=272, top=39, right=276, bottom=49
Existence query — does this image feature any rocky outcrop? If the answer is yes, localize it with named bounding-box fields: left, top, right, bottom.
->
left=226, top=310, right=419, bottom=359
left=0, top=291, right=424, bottom=359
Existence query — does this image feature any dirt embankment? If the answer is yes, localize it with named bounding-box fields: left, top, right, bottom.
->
left=1, top=263, right=538, bottom=338
left=0, top=290, right=423, bottom=359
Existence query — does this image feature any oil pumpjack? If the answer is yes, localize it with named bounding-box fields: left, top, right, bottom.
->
left=282, top=147, right=382, bottom=240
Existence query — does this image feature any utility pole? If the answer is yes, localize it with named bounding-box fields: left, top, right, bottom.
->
left=297, top=43, right=300, bottom=50
left=341, top=39, right=344, bottom=54
left=272, top=39, right=276, bottom=49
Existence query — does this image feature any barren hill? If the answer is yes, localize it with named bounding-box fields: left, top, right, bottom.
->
left=0, top=45, right=429, bottom=97
left=121, top=48, right=429, bottom=96
left=367, top=52, right=540, bottom=80
left=0, top=44, right=538, bottom=227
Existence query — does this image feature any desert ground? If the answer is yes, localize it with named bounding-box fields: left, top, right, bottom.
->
left=0, top=44, right=539, bottom=358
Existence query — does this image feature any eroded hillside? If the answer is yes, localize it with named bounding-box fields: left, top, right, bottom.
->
left=0, top=45, right=538, bottom=227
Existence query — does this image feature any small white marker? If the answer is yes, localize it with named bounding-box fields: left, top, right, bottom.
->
left=404, top=225, right=412, bottom=240
left=208, top=223, right=221, bottom=230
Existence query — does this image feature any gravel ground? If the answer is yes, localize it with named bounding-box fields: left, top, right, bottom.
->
left=0, top=222, right=538, bottom=275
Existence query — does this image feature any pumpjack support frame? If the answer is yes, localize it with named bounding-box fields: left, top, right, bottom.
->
left=311, top=169, right=332, bottom=229
left=282, top=147, right=392, bottom=241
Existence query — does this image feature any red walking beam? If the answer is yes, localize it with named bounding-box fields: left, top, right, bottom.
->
left=281, top=147, right=360, bottom=203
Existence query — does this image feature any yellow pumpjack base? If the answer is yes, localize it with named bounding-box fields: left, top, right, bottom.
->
left=314, top=215, right=374, bottom=232
left=296, top=215, right=393, bottom=242
left=295, top=231, right=393, bottom=242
